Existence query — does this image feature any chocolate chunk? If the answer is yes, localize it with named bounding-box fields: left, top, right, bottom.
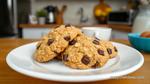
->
left=95, top=37, right=100, bottom=41
left=92, top=61, right=99, bottom=68
left=81, top=55, right=90, bottom=65
left=65, top=24, right=71, bottom=27
left=114, top=47, right=118, bottom=52
left=54, top=51, right=59, bottom=55
left=93, top=40, right=99, bottom=45
left=97, top=49, right=104, bottom=56
left=107, top=48, right=112, bottom=54
left=77, top=34, right=80, bottom=36
left=64, top=36, right=71, bottom=41
left=47, top=39, right=54, bottom=45
left=69, top=39, right=77, bottom=45
left=55, top=56, right=62, bottom=60
left=62, top=54, right=68, bottom=61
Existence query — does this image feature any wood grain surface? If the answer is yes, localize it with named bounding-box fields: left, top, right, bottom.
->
left=0, top=39, right=149, bottom=84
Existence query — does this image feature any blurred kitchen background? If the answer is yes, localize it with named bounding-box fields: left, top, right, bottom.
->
left=1, top=0, right=150, bottom=39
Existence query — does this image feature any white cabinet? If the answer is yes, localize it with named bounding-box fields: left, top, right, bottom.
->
left=22, top=28, right=51, bottom=39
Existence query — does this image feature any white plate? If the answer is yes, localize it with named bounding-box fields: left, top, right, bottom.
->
left=6, top=42, right=144, bottom=82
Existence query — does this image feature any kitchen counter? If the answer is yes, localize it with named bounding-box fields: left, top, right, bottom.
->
left=0, top=38, right=149, bottom=84
left=19, top=24, right=132, bottom=33
left=18, top=24, right=131, bottom=39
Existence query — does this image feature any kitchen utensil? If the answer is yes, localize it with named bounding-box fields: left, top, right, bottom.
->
left=56, top=5, right=67, bottom=24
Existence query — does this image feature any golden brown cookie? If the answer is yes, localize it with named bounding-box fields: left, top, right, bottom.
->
left=34, top=25, right=82, bottom=62
left=99, top=40, right=118, bottom=58
left=34, top=40, right=57, bottom=62
left=62, top=35, right=109, bottom=69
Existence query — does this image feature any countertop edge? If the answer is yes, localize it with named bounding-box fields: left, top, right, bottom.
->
left=18, top=24, right=132, bottom=33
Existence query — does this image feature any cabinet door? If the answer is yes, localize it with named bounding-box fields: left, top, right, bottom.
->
left=22, top=28, right=51, bottom=39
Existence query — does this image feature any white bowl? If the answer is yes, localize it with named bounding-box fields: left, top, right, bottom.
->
left=82, top=27, right=112, bottom=40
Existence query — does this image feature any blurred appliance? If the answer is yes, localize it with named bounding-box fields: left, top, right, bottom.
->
left=0, top=0, right=17, bottom=37
left=45, top=6, right=56, bottom=24
left=108, top=11, right=134, bottom=25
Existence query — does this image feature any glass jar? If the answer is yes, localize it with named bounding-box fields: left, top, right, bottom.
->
left=133, top=5, right=150, bottom=32
left=93, top=0, right=112, bottom=24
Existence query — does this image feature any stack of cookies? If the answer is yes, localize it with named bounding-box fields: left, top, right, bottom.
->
left=34, top=25, right=118, bottom=69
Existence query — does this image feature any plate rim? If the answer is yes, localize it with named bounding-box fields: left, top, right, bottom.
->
left=6, top=42, right=144, bottom=82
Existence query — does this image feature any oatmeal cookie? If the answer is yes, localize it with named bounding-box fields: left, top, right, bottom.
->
left=34, top=25, right=82, bottom=62
left=62, top=35, right=109, bottom=69
left=99, top=40, right=118, bottom=58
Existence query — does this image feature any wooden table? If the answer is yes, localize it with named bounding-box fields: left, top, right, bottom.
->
left=0, top=39, right=150, bottom=84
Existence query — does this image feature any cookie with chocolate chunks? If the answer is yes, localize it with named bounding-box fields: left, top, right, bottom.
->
left=34, top=25, right=82, bottom=62
left=99, top=40, right=118, bottom=58
left=62, top=35, right=109, bottom=69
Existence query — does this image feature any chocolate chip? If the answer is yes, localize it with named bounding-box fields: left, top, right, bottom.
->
left=47, top=39, right=54, bottom=45
left=77, top=34, right=80, bottom=36
left=69, top=39, right=77, bottom=45
left=65, top=24, right=71, bottom=27
left=93, top=40, right=99, bottom=45
left=97, top=49, right=104, bottom=56
left=81, top=55, right=90, bottom=65
left=62, top=54, right=68, bottom=61
left=54, top=51, right=59, bottom=55
left=37, top=44, right=41, bottom=49
left=92, top=61, right=99, bottom=68
left=64, top=36, right=71, bottom=41
left=55, top=55, right=62, bottom=60
left=107, top=48, right=112, bottom=54
left=114, top=47, right=118, bottom=52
